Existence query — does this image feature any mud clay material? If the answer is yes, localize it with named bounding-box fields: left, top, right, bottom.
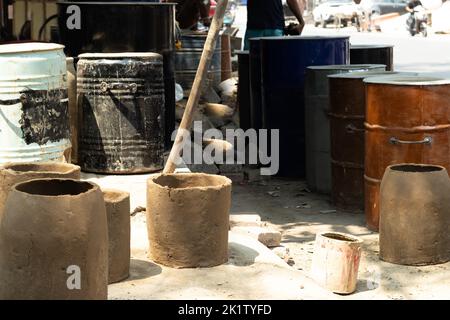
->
left=103, top=189, right=131, bottom=284
left=0, top=162, right=81, bottom=220
left=380, top=164, right=450, bottom=266
left=0, top=179, right=108, bottom=299
left=147, top=173, right=232, bottom=268
left=311, top=232, right=363, bottom=294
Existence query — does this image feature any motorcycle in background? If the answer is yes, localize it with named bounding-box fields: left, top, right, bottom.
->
left=406, top=5, right=428, bottom=37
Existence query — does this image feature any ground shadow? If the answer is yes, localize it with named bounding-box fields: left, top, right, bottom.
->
left=125, top=258, right=163, bottom=281
left=227, top=242, right=260, bottom=267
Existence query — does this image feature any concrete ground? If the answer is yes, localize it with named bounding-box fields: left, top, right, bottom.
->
left=85, top=171, right=450, bottom=300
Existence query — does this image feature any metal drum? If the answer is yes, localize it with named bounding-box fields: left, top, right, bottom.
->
left=237, top=50, right=250, bottom=130
left=57, top=1, right=176, bottom=148
left=0, top=43, right=70, bottom=164
left=259, top=36, right=350, bottom=177
left=350, top=44, right=394, bottom=71
left=328, top=71, right=414, bottom=210
left=175, top=33, right=221, bottom=94
left=364, top=75, right=450, bottom=231
left=77, top=53, right=165, bottom=174
left=249, top=38, right=263, bottom=130
left=304, top=64, right=386, bottom=193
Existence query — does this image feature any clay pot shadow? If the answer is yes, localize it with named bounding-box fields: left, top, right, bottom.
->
left=126, top=259, right=162, bottom=281
left=355, top=278, right=380, bottom=293
left=227, top=242, right=260, bottom=267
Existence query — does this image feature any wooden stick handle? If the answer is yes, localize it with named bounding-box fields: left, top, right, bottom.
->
left=163, top=0, right=229, bottom=174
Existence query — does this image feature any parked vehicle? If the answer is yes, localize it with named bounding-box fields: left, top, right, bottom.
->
left=366, top=0, right=408, bottom=19
left=406, top=5, right=428, bottom=36
left=313, top=0, right=361, bottom=27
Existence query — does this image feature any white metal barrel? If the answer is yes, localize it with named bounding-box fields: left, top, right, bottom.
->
left=0, top=43, right=71, bottom=164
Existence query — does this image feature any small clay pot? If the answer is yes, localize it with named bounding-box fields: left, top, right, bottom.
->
left=146, top=173, right=232, bottom=268
left=311, top=232, right=363, bottom=294
left=103, top=188, right=131, bottom=284
left=0, top=162, right=81, bottom=220
left=380, top=164, right=450, bottom=265
left=0, top=179, right=108, bottom=300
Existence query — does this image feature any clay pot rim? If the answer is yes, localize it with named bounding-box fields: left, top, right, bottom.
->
left=102, top=188, right=130, bottom=203
left=329, top=71, right=417, bottom=80
left=1, top=162, right=80, bottom=176
left=318, top=232, right=363, bottom=244
left=12, top=178, right=99, bottom=198
left=307, top=64, right=386, bottom=71
left=387, top=163, right=446, bottom=174
left=148, top=173, right=232, bottom=191
left=364, top=75, right=450, bottom=86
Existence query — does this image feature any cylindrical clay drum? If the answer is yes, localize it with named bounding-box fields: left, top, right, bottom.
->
left=328, top=71, right=417, bottom=210
left=311, top=232, right=363, bottom=294
left=0, top=43, right=71, bottom=164
left=304, top=64, right=386, bottom=194
left=103, top=188, right=131, bottom=284
left=0, top=162, right=81, bottom=220
left=364, top=76, right=450, bottom=231
left=380, top=164, right=450, bottom=266
left=0, top=179, right=108, bottom=299
left=147, top=173, right=232, bottom=268
left=77, top=53, right=165, bottom=174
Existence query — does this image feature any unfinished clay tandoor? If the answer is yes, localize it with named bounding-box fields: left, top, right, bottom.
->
left=380, top=164, right=450, bottom=265
left=103, top=188, right=131, bottom=284
left=0, top=162, right=81, bottom=220
left=0, top=179, right=108, bottom=299
left=146, top=173, right=232, bottom=268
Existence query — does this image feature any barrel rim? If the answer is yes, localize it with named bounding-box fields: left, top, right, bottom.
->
left=0, top=42, right=65, bottom=54
left=350, top=44, right=394, bottom=49
left=328, top=71, right=417, bottom=79
left=78, top=52, right=163, bottom=59
left=255, top=35, right=350, bottom=41
left=364, top=75, right=450, bottom=86
left=57, top=1, right=177, bottom=6
left=307, top=64, right=386, bottom=71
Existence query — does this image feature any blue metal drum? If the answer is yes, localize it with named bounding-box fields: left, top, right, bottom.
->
left=249, top=38, right=263, bottom=130
left=259, top=36, right=350, bottom=177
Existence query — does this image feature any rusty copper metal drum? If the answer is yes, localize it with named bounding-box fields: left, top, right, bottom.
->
left=350, top=44, right=394, bottom=71
left=304, top=64, right=386, bottom=194
left=328, top=71, right=415, bottom=211
left=364, top=76, right=450, bottom=231
left=221, top=34, right=232, bottom=81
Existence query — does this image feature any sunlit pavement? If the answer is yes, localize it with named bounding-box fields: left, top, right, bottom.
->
left=233, top=5, right=450, bottom=77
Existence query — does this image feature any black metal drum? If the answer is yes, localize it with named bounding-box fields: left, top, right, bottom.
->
left=77, top=53, right=165, bottom=174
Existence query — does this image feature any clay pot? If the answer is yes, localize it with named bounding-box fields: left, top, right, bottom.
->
left=380, top=164, right=450, bottom=265
left=103, top=188, right=131, bottom=284
left=146, top=173, right=232, bottom=268
left=0, top=162, right=81, bottom=220
left=311, top=232, right=363, bottom=294
left=0, top=179, right=108, bottom=299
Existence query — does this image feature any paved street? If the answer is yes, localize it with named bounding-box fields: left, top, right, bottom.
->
left=234, top=5, right=450, bottom=76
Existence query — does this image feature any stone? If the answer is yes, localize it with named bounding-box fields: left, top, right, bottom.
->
left=229, top=213, right=262, bottom=228
left=232, top=226, right=282, bottom=248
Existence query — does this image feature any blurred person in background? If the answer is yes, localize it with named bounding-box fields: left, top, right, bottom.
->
left=244, top=0, right=305, bottom=49
left=166, top=0, right=212, bottom=30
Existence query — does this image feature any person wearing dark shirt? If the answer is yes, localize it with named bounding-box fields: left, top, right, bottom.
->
left=244, top=0, right=305, bottom=49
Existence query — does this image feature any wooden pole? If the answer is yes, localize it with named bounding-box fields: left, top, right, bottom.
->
left=163, top=0, right=229, bottom=174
